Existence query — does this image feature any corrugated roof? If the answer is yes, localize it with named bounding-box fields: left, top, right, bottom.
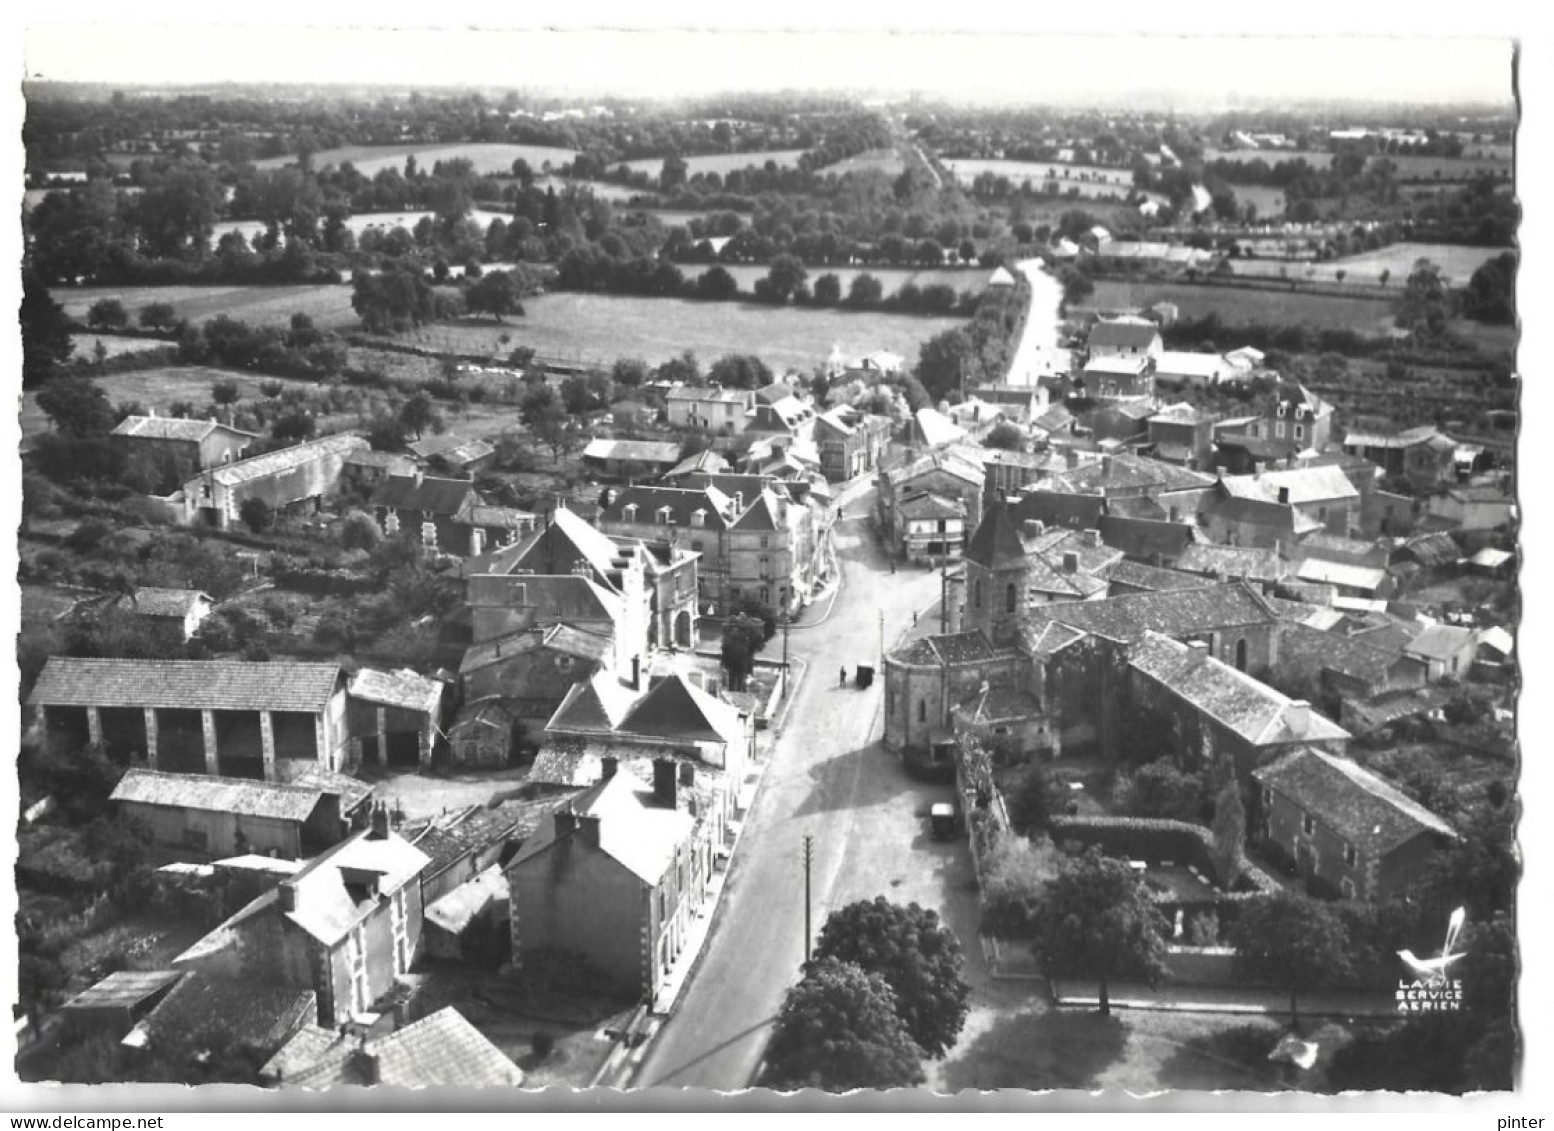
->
left=62, top=969, right=184, bottom=1014
left=348, top=668, right=444, bottom=715
left=29, top=658, right=341, bottom=712
left=205, top=434, right=368, bottom=488
left=1254, top=748, right=1458, bottom=856
left=112, top=769, right=325, bottom=823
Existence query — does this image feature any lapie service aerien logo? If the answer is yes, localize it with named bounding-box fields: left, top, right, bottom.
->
left=1395, top=905, right=1466, bottom=1013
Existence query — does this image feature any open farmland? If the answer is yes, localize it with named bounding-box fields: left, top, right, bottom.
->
left=394, top=293, right=964, bottom=373
left=69, top=333, right=172, bottom=361
left=1382, top=153, right=1512, bottom=182
left=619, top=149, right=809, bottom=179
left=253, top=142, right=579, bottom=176
left=1323, top=242, right=1508, bottom=285
left=682, top=263, right=989, bottom=297
left=21, top=366, right=315, bottom=440
left=941, top=158, right=1160, bottom=204
left=1227, top=184, right=1286, bottom=217
left=57, top=283, right=358, bottom=331
left=1082, top=279, right=1399, bottom=334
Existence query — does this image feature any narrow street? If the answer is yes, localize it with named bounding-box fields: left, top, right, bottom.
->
left=634, top=493, right=986, bottom=1089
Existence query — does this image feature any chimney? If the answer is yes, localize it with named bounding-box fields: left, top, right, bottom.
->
left=601, top=756, right=618, bottom=782
left=368, top=802, right=390, bottom=840
left=1278, top=486, right=1291, bottom=505
left=554, top=808, right=577, bottom=837
left=1083, top=528, right=1101, bottom=547
left=1286, top=699, right=1311, bottom=735
left=1101, top=455, right=1113, bottom=475
left=652, top=758, right=678, bottom=809
left=414, top=468, right=424, bottom=488
left=577, top=814, right=602, bottom=847
left=1065, top=449, right=1079, bottom=469
left=631, top=655, right=641, bottom=691
left=278, top=881, right=298, bottom=913
left=353, top=1043, right=381, bottom=1086
left=1063, top=551, right=1079, bottom=573
left=1187, top=640, right=1210, bottom=657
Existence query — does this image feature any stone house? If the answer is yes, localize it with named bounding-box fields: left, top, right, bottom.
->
left=111, top=414, right=259, bottom=477
left=110, top=769, right=349, bottom=861
left=181, top=433, right=369, bottom=530
left=665, top=386, right=755, bottom=434
left=112, top=587, right=214, bottom=641
left=346, top=668, right=447, bottom=770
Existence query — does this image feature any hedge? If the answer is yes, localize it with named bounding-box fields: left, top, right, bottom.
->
left=1048, top=815, right=1281, bottom=908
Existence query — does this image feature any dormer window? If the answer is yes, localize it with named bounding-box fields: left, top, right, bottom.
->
left=1277, top=403, right=1287, bottom=418
left=657, top=506, right=672, bottom=525
left=691, top=509, right=706, bottom=528
left=623, top=503, right=639, bottom=522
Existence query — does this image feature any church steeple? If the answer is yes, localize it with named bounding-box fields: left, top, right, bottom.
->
left=961, top=501, right=1027, bottom=646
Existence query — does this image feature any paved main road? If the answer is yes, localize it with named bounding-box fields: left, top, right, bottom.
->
left=634, top=493, right=987, bottom=1089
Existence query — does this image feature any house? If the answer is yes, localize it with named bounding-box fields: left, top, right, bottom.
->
left=662, top=449, right=730, bottom=480
left=1085, top=318, right=1163, bottom=361
left=1155, top=351, right=1233, bottom=388
left=1287, top=531, right=1390, bottom=571
left=405, top=432, right=496, bottom=475
left=1294, top=558, right=1393, bottom=601
left=59, top=970, right=184, bottom=1041
left=877, top=450, right=984, bottom=561
left=665, top=386, right=755, bottom=434
left=120, top=971, right=317, bottom=1068
left=1147, top=403, right=1215, bottom=469
left=1253, top=747, right=1458, bottom=901
left=1273, top=623, right=1428, bottom=704
left=1393, top=532, right=1463, bottom=572
left=28, top=657, right=349, bottom=781
left=1174, top=544, right=1291, bottom=588
left=112, top=587, right=214, bottom=641
left=1341, top=426, right=1457, bottom=488
left=111, top=414, right=259, bottom=475
left=968, top=385, right=1046, bottom=425
left=1224, top=346, right=1265, bottom=375
left=1041, top=451, right=1217, bottom=519
left=180, top=433, right=369, bottom=530
left=346, top=668, right=447, bottom=770
left=580, top=438, right=685, bottom=480
left=747, top=394, right=816, bottom=441
left=340, top=449, right=418, bottom=496
left=1080, top=354, right=1155, bottom=400
left=171, top=806, right=429, bottom=1026
left=814, top=406, right=893, bottom=482
left=1079, top=400, right=1154, bottom=445
left=406, top=799, right=549, bottom=909
left=981, top=450, right=1050, bottom=510
left=110, top=769, right=350, bottom=861
left=505, top=758, right=725, bottom=1008
left=446, top=698, right=520, bottom=768
left=459, top=623, right=614, bottom=735
left=1094, top=559, right=1207, bottom=596
left=260, top=1006, right=522, bottom=1088
left=1425, top=483, right=1517, bottom=531
left=1203, top=466, right=1360, bottom=547
left=1238, top=382, right=1335, bottom=456
left=1403, top=623, right=1481, bottom=681
left=910, top=407, right=968, bottom=448
left=1124, top=631, right=1351, bottom=782
left=370, top=473, right=481, bottom=554
left=898, top=491, right=969, bottom=563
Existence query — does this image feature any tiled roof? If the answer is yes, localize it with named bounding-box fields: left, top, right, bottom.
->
left=1342, top=426, right=1444, bottom=450
left=664, top=449, right=730, bottom=478
left=119, top=587, right=210, bottom=618
left=1156, top=352, right=1228, bottom=379
left=285, top=765, right=374, bottom=813
left=892, top=630, right=1001, bottom=667
left=509, top=763, right=696, bottom=885
left=547, top=670, right=641, bottom=733
left=1088, top=320, right=1161, bottom=351
left=140, top=970, right=315, bottom=1056
left=582, top=438, right=684, bottom=465
left=29, top=658, right=341, bottom=712
left=281, top=829, right=430, bottom=946
left=1104, top=495, right=1167, bottom=520
left=348, top=667, right=444, bottom=715
left=621, top=673, right=746, bottom=745
left=898, top=491, right=965, bottom=521
left=600, top=484, right=735, bottom=530
left=276, top=1007, right=524, bottom=1089
left=112, top=769, right=326, bottom=823
left=1277, top=623, right=1416, bottom=689
left=1033, top=405, right=1076, bottom=433
left=1083, top=355, right=1152, bottom=377
left=1295, top=559, right=1388, bottom=592
left=343, top=449, right=416, bottom=471
left=1175, top=544, right=1289, bottom=583
left=1048, top=452, right=1213, bottom=496
left=1256, top=465, right=1360, bottom=504
left=406, top=433, right=496, bottom=465
left=958, top=684, right=1043, bottom=723
left=488, top=506, right=629, bottom=581
left=1396, top=534, right=1459, bottom=568
left=204, top=434, right=368, bottom=488
left=464, top=504, right=539, bottom=530
left=1023, top=581, right=1278, bottom=645
left=1404, top=623, right=1478, bottom=662
left=886, top=449, right=984, bottom=490
left=1129, top=632, right=1351, bottom=746
left=1254, top=747, right=1458, bottom=856
left=112, top=415, right=258, bottom=442
left=370, top=474, right=479, bottom=516
left=963, top=502, right=1028, bottom=570
left=1096, top=559, right=1209, bottom=593
left=666, top=386, right=750, bottom=404
left=408, top=804, right=532, bottom=876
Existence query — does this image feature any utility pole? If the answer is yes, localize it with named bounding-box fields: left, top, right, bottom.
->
left=802, top=834, right=815, bottom=965
left=878, top=609, right=884, bottom=663
left=781, top=586, right=790, bottom=699
left=940, top=552, right=949, bottom=634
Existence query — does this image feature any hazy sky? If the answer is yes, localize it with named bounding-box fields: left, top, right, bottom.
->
left=21, top=20, right=1516, bottom=109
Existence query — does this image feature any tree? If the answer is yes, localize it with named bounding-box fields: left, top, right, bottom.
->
left=211, top=379, right=242, bottom=407
left=811, top=898, right=970, bottom=1057
left=239, top=497, right=274, bottom=534
left=693, top=264, right=740, bottom=301
left=560, top=372, right=612, bottom=414
left=657, top=350, right=702, bottom=387
left=756, top=254, right=808, bottom=305
left=397, top=392, right=440, bottom=440
left=1229, top=890, right=1352, bottom=1029
left=1123, top=760, right=1205, bottom=822
left=1396, top=258, right=1455, bottom=335
left=1031, top=846, right=1170, bottom=1017
left=812, top=273, right=843, bottom=306
left=520, top=386, right=576, bottom=460
left=466, top=270, right=523, bottom=321
left=763, top=958, right=924, bottom=1091
left=139, top=302, right=180, bottom=331
left=720, top=613, right=764, bottom=692
left=37, top=376, right=115, bottom=437
left=1463, top=251, right=1517, bottom=325
left=708, top=354, right=774, bottom=391
left=847, top=273, right=884, bottom=308
left=982, top=422, right=1024, bottom=452
left=21, top=270, right=76, bottom=389
left=1211, top=779, right=1246, bottom=887
left=611, top=358, right=649, bottom=389
left=86, top=298, right=129, bottom=330
left=914, top=327, right=976, bottom=403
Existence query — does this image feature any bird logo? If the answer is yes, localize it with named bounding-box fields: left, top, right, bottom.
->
left=1397, top=906, right=1467, bottom=987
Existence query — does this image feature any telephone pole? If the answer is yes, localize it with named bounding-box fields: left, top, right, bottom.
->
left=802, top=834, right=815, bottom=965
left=940, top=553, right=949, bottom=634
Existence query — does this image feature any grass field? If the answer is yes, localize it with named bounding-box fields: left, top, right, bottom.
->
left=1083, top=279, right=1399, bottom=334
left=395, top=293, right=963, bottom=372
left=69, top=333, right=173, bottom=362
left=817, top=148, right=906, bottom=176
left=619, top=149, right=809, bottom=179
left=681, top=263, right=989, bottom=296
left=253, top=142, right=579, bottom=177
left=1219, top=242, right=1504, bottom=289
left=1383, top=153, right=1513, bottom=183
left=531, top=176, right=643, bottom=203
left=20, top=365, right=317, bottom=439
left=57, top=283, right=359, bottom=331
left=1229, top=184, right=1287, bottom=217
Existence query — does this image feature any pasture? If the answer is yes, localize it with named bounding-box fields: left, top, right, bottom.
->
left=253, top=143, right=579, bottom=177
left=394, top=293, right=964, bottom=373
left=1324, top=242, right=1507, bottom=285
left=1228, top=184, right=1286, bottom=217
left=20, top=365, right=312, bottom=439
left=817, top=148, right=906, bottom=177
left=69, top=333, right=172, bottom=362
left=56, top=283, right=359, bottom=331
left=1382, top=153, right=1512, bottom=183
left=209, top=208, right=511, bottom=245
left=1082, top=279, right=1399, bottom=335
left=618, top=149, right=809, bottom=180
left=681, top=263, right=988, bottom=297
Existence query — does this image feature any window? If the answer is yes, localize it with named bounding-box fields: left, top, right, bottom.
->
left=760, top=536, right=770, bottom=549
left=1344, top=844, right=1358, bottom=868
left=1302, top=814, right=1315, bottom=836
left=1261, top=787, right=1273, bottom=809
left=1006, top=583, right=1017, bottom=613
left=759, top=556, right=770, bottom=577
left=1276, top=421, right=1286, bottom=439
left=1235, top=638, right=1248, bottom=672
left=1294, top=424, right=1305, bottom=441
left=973, top=579, right=983, bottom=608
left=1277, top=403, right=1287, bottom=418
left=918, top=700, right=927, bottom=723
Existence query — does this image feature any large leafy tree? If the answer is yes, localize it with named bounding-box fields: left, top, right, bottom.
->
left=37, top=376, right=115, bottom=438
left=708, top=353, right=773, bottom=391
left=914, top=327, right=976, bottom=404
left=719, top=613, right=764, bottom=692
left=466, top=270, right=523, bottom=321
left=1210, top=778, right=1246, bottom=887
left=1031, top=846, right=1171, bottom=1017
left=764, top=958, right=925, bottom=1091
left=21, top=269, right=76, bottom=389
left=812, top=897, right=971, bottom=1057
left=1228, top=889, right=1352, bottom=1029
